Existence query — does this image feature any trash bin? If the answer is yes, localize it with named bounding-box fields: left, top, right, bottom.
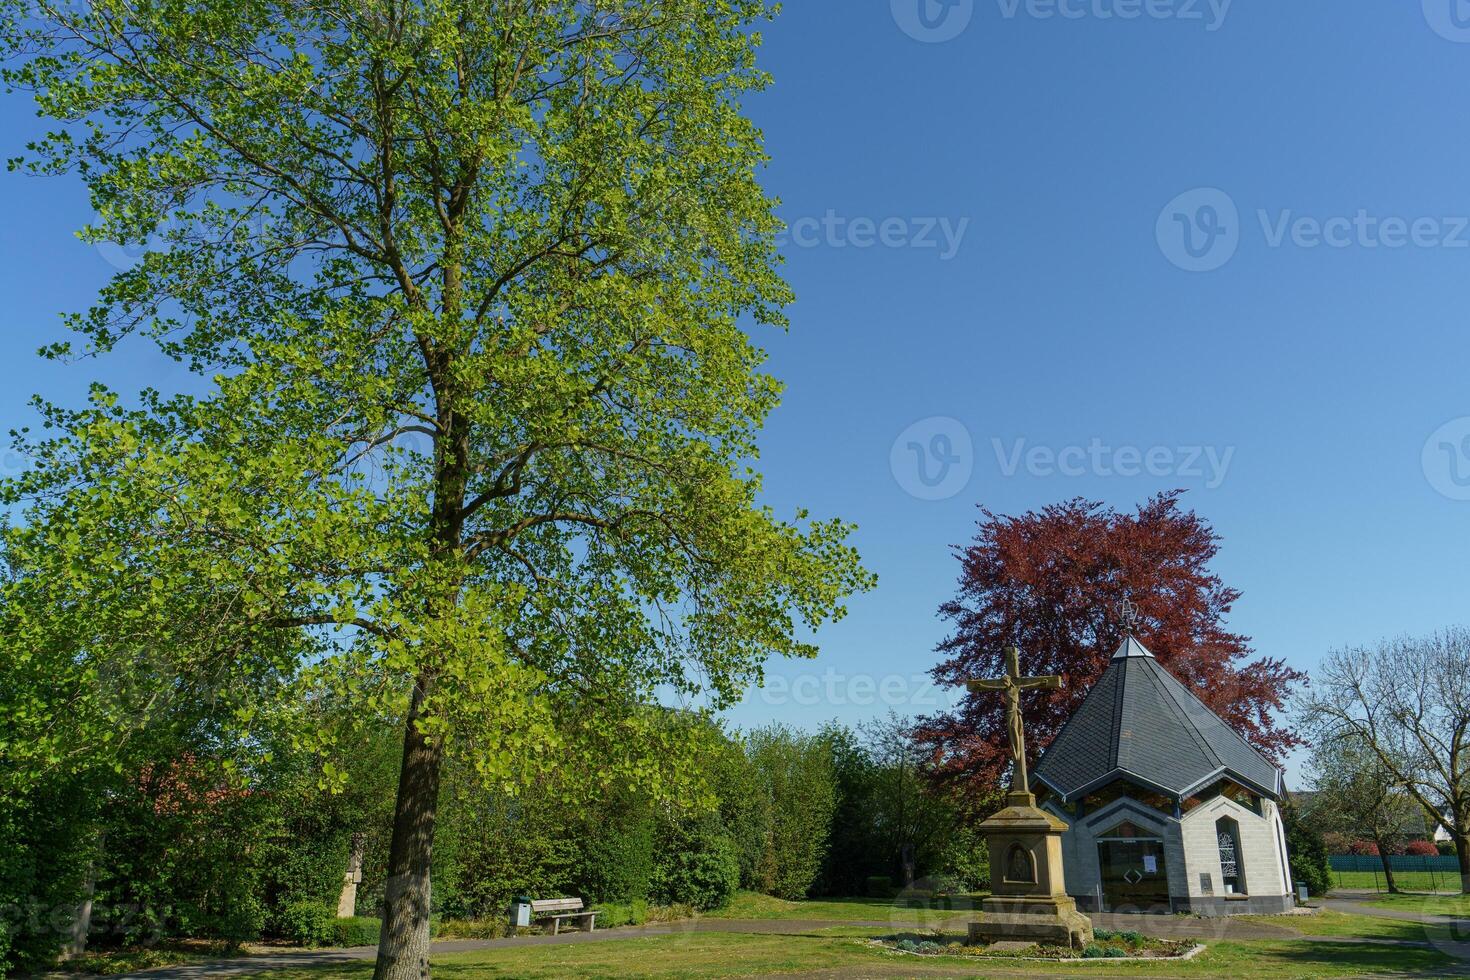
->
left=510, top=896, right=532, bottom=928
left=1295, top=881, right=1309, bottom=904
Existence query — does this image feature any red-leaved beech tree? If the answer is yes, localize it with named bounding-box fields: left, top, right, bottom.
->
left=915, top=493, right=1304, bottom=800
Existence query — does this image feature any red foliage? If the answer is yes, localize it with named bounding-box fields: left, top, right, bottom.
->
left=137, top=753, right=248, bottom=816
left=1405, top=840, right=1440, bottom=857
left=1348, top=840, right=1381, bottom=856
left=914, top=494, right=1306, bottom=799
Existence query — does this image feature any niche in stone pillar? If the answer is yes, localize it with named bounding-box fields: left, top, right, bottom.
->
left=1004, top=842, right=1037, bottom=885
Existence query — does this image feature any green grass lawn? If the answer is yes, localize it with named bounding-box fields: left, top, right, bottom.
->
left=247, top=927, right=1456, bottom=979
left=706, top=890, right=981, bottom=925
left=1331, top=870, right=1460, bottom=893
left=1242, top=909, right=1443, bottom=941
left=1364, top=891, right=1470, bottom=917
left=48, top=946, right=208, bottom=976
left=66, top=894, right=1470, bottom=979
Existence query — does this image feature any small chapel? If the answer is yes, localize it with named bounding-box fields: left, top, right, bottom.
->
left=1029, top=634, right=1297, bottom=916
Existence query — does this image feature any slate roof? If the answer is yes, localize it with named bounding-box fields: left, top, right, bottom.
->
left=1033, top=637, right=1283, bottom=803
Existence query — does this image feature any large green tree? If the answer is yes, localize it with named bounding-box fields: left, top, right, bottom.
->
left=0, top=2, right=871, bottom=975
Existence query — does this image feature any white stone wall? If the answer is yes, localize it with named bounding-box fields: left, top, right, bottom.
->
left=1178, top=795, right=1290, bottom=899
left=1048, top=793, right=1292, bottom=909
left=1048, top=797, right=1187, bottom=907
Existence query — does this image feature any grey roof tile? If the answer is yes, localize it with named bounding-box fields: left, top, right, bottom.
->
left=1034, top=637, right=1283, bottom=802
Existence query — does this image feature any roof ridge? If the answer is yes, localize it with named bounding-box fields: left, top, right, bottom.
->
left=1144, top=658, right=1224, bottom=772
left=1149, top=661, right=1280, bottom=782
left=1110, top=653, right=1126, bottom=771
left=1033, top=658, right=1116, bottom=781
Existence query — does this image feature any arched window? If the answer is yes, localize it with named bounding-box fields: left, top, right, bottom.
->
left=1217, top=817, right=1245, bottom=894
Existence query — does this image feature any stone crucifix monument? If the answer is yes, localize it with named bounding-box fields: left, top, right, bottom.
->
left=965, top=645, right=1093, bottom=950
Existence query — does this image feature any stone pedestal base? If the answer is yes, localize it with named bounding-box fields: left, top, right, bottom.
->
left=969, top=895, right=1092, bottom=950
left=966, top=794, right=1094, bottom=951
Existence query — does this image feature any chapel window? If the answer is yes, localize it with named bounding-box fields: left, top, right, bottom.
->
left=1216, top=816, right=1246, bottom=895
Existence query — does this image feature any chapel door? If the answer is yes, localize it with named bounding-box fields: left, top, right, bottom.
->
left=1097, top=839, right=1170, bottom=912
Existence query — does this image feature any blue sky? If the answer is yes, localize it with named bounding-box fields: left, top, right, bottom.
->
left=2, top=2, right=1469, bottom=785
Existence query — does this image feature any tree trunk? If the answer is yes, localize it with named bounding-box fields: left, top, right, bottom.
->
left=1376, top=841, right=1397, bottom=894
left=372, top=682, right=444, bottom=980
left=65, top=829, right=102, bottom=958
left=1456, top=832, right=1470, bottom=895
left=900, top=842, right=916, bottom=888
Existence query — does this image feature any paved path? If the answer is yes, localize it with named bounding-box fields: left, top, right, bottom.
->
left=1324, top=890, right=1470, bottom=926
left=108, top=901, right=1470, bottom=980
left=1318, top=892, right=1470, bottom=970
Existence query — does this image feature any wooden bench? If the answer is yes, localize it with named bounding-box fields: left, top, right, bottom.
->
left=529, top=897, right=599, bottom=935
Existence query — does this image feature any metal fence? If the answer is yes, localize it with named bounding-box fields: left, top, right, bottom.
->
left=1329, top=854, right=1462, bottom=893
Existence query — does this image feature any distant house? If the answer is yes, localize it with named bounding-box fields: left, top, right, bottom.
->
left=1431, top=809, right=1454, bottom=844
left=1289, top=787, right=1440, bottom=847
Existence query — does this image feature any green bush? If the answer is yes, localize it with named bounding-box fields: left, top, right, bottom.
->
left=594, top=899, right=648, bottom=928
left=935, top=823, right=990, bottom=892
left=276, top=901, right=337, bottom=946
left=573, top=799, right=654, bottom=905
left=1438, top=840, right=1458, bottom=857
left=275, top=905, right=384, bottom=947
left=865, top=875, right=894, bottom=898
left=1081, top=942, right=1130, bottom=959
left=0, top=778, right=98, bottom=975
left=435, top=918, right=511, bottom=940
left=1282, top=805, right=1332, bottom=899
left=748, top=726, right=837, bottom=900
left=327, top=916, right=380, bottom=947
left=651, top=813, right=740, bottom=911
left=432, top=776, right=576, bottom=920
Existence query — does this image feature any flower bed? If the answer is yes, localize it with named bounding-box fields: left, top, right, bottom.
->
left=878, top=928, right=1199, bottom=961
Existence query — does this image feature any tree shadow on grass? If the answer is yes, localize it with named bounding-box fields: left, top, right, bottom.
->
left=1245, top=939, right=1468, bottom=977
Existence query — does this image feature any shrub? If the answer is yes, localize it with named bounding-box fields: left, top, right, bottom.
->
left=711, top=738, right=772, bottom=892
left=1347, top=839, right=1380, bottom=856
left=935, top=822, right=990, bottom=892
left=275, top=909, right=386, bottom=948
left=0, top=779, right=98, bottom=975
left=596, top=899, right=649, bottom=929
left=650, top=813, right=740, bottom=911
left=866, top=876, right=895, bottom=898
left=1081, top=942, right=1128, bottom=959
left=1438, top=840, right=1458, bottom=857
left=921, top=874, right=967, bottom=896
left=646, top=903, right=696, bottom=923
left=435, top=919, right=512, bottom=940
left=431, top=781, right=577, bottom=920
left=276, top=901, right=337, bottom=946
left=1282, top=805, right=1331, bottom=899
left=1405, top=840, right=1439, bottom=857
left=327, top=917, right=381, bottom=947
left=748, top=725, right=837, bottom=900
left=572, top=799, right=654, bottom=905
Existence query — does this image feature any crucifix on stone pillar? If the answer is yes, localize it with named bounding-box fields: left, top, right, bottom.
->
left=967, top=646, right=1062, bottom=805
